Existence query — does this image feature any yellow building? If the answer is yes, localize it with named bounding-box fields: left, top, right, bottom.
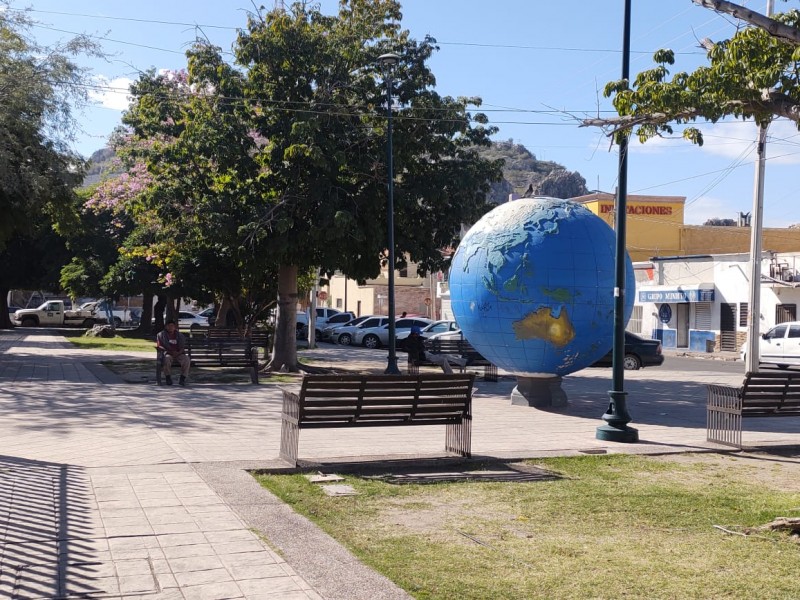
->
left=572, top=192, right=800, bottom=260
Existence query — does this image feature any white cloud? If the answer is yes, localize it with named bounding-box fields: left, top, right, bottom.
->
left=625, top=120, right=800, bottom=166
left=683, top=194, right=737, bottom=225
left=89, top=76, right=134, bottom=111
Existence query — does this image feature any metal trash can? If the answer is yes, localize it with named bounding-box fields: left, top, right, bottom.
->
left=705, top=339, right=716, bottom=353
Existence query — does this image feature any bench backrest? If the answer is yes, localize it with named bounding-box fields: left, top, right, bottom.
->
left=741, top=371, right=800, bottom=412
left=296, top=374, right=474, bottom=428
left=426, top=337, right=488, bottom=360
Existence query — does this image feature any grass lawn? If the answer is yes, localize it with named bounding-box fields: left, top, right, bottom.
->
left=62, top=330, right=155, bottom=352
left=256, top=453, right=800, bottom=599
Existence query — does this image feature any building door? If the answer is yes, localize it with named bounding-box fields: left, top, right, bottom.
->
left=720, top=303, right=737, bottom=351
left=677, top=303, right=689, bottom=348
left=776, top=304, right=797, bottom=324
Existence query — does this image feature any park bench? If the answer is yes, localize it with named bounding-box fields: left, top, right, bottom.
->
left=156, top=334, right=260, bottom=385
left=199, top=327, right=271, bottom=350
left=707, top=371, right=800, bottom=448
left=279, top=373, right=475, bottom=467
left=407, top=337, right=498, bottom=382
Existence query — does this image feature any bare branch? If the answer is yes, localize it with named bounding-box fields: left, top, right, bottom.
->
left=693, top=0, right=800, bottom=44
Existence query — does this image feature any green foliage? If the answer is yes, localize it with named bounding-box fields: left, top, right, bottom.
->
left=601, top=7, right=800, bottom=143
left=118, top=0, right=502, bottom=364
left=0, top=7, right=102, bottom=251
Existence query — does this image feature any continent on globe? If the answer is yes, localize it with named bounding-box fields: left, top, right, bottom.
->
left=512, top=306, right=575, bottom=347
left=448, top=196, right=635, bottom=380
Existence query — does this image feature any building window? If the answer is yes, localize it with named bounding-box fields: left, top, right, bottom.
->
left=627, top=306, right=642, bottom=333
left=739, top=302, right=748, bottom=327
left=336, top=298, right=342, bottom=308
left=695, top=302, right=712, bottom=330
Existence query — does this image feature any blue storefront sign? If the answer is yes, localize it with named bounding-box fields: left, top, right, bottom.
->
left=638, top=288, right=715, bottom=303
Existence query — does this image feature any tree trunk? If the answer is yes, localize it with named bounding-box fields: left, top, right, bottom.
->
left=216, top=295, right=242, bottom=331
left=0, top=286, right=12, bottom=329
left=134, top=292, right=154, bottom=337
left=152, top=294, right=167, bottom=333
left=270, top=264, right=299, bottom=371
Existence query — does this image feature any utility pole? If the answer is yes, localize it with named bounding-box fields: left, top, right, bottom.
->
left=745, top=0, right=774, bottom=373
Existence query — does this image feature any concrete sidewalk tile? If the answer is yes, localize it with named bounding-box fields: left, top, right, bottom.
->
left=174, top=566, right=234, bottom=587
left=179, top=581, right=244, bottom=599
left=162, top=542, right=217, bottom=560
left=114, top=557, right=154, bottom=577
left=118, top=573, right=159, bottom=594
left=246, top=592, right=320, bottom=600
left=237, top=575, right=306, bottom=596
left=218, top=551, right=278, bottom=569
left=226, top=561, right=288, bottom=580
left=214, top=540, right=269, bottom=555
left=169, top=554, right=225, bottom=573
left=154, top=570, right=180, bottom=591
left=204, top=530, right=260, bottom=544
left=157, top=531, right=207, bottom=547
left=152, top=522, right=202, bottom=535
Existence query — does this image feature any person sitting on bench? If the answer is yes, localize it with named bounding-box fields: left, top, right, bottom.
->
left=404, top=326, right=466, bottom=374
left=156, top=319, right=190, bottom=386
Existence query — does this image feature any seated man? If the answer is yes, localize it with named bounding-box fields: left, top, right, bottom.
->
left=403, top=327, right=466, bottom=374
left=156, top=319, right=190, bottom=386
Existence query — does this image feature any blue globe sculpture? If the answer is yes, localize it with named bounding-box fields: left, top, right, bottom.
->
left=449, top=197, right=634, bottom=402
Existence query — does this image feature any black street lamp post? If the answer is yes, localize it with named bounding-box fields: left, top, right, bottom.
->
left=378, top=52, right=401, bottom=375
left=596, top=0, right=638, bottom=443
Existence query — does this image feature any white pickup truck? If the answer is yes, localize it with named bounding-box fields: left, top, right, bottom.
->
left=12, top=300, right=106, bottom=328
left=80, top=300, right=134, bottom=327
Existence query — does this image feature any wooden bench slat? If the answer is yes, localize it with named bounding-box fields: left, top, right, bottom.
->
left=707, top=370, right=800, bottom=448
left=280, top=373, right=474, bottom=465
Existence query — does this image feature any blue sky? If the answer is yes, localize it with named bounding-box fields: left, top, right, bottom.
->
left=12, top=0, right=799, bottom=227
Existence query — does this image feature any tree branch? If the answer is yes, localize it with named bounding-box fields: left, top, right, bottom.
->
left=582, top=92, right=800, bottom=136
left=693, top=0, right=800, bottom=44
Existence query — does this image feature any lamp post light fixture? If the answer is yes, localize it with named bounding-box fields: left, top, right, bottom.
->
left=378, top=52, right=401, bottom=375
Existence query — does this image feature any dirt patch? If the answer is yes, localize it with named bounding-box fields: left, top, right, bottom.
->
left=650, top=450, right=800, bottom=492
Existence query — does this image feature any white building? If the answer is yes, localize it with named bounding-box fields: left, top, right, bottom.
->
left=633, top=252, right=800, bottom=352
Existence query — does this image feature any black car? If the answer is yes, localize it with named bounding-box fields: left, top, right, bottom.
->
left=591, top=332, right=664, bottom=370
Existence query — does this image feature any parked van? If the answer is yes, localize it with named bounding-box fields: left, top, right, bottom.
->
left=741, top=321, right=800, bottom=368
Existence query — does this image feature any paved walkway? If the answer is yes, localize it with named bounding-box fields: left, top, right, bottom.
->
left=0, top=329, right=798, bottom=599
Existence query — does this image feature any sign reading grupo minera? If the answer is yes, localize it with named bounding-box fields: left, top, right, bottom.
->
left=638, top=289, right=715, bottom=302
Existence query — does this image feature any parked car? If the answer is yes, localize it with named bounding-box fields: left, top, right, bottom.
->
left=396, top=320, right=459, bottom=344
left=296, top=307, right=348, bottom=340
left=177, top=311, right=208, bottom=329
left=333, top=316, right=388, bottom=346
left=323, top=315, right=370, bottom=343
left=197, top=307, right=217, bottom=326
left=353, top=317, right=434, bottom=349
left=591, top=332, right=665, bottom=370
left=740, top=321, right=800, bottom=368
left=153, top=310, right=208, bottom=329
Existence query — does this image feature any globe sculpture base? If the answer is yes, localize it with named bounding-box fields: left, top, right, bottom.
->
left=511, top=376, right=569, bottom=409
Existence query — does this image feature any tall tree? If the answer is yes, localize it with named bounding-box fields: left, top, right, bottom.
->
left=583, top=2, right=800, bottom=142
left=122, top=0, right=502, bottom=370
left=0, top=8, right=102, bottom=325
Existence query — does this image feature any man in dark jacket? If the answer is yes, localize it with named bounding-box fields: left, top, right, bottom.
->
left=403, top=326, right=466, bottom=374
left=156, top=319, right=190, bottom=385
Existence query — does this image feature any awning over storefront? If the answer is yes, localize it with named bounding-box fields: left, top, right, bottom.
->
left=637, top=284, right=715, bottom=303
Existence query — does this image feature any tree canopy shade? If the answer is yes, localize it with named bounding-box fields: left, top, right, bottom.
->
left=582, top=1, right=800, bottom=144
left=0, top=7, right=102, bottom=326
left=121, top=0, right=503, bottom=370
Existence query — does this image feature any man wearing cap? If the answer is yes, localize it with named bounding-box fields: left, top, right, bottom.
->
left=403, top=326, right=466, bottom=374
left=156, top=319, right=190, bottom=386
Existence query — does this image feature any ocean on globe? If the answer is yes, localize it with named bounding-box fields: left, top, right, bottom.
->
left=449, top=197, right=634, bottom=377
